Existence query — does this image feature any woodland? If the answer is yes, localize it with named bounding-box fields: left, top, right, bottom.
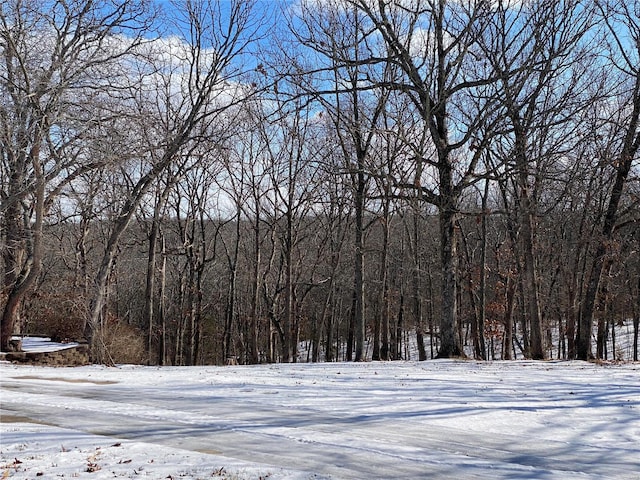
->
left=1, top=0, right=639, bottom=365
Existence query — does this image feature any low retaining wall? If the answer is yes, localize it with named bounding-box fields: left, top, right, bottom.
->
left=1, top=344, right=90, bottom=366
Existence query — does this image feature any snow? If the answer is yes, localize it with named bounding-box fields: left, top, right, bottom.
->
left=1, top=341, right=639, bottom=479
left=11, top=337, right=80, bottom=353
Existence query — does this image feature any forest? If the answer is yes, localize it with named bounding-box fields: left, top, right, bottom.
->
left=1, top=0, right=638, bottom=365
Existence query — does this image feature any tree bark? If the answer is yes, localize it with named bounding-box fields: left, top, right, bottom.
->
left=634, top=270, right=639, bottom=362
left=144, top=183, right=172, bottom=362
left=437, top=197, right=463, bottom=358
left=374, top=196, right=391, bottom=361
left=353, top=169, right=366, bottom=361
left=2, top=142, right=45, bottom=351
left=477, top=181, right=489, bottom=360
left=410, top=209, right=427, bottom=361
left=502, top=277, right=516, bottom=360
left=518, top=179, right=545, bottom=360
left=248, top=212, right=262, bottom=364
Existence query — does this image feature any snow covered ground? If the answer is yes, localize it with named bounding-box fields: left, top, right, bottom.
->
left=1, top=345, right=639, bottom=479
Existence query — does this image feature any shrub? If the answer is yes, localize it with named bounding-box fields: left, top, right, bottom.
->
left=25, top=292, right=85, bottom=342
left=92, top=317, right=149, bottom=365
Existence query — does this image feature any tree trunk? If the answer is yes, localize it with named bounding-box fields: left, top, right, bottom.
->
left=1, top=294, right=22, bottom=351
left=426, top=267, right=435, bottom=359
left=1, top=200, right=25, bottom=350
left=503, top=276, right=516, bottom=360
left=395, top=292, right=404, bottom=359
left=477, top=181, right=489, bottom=360
left=325, top=289, right=335, bottom=362
left=372, top=300, right=381, bottom=361
left=634, top=269, right=640, bottom=362
left=375, top=198, right=391, bottom=361
left=86, top=212, right=132, bottom=361
left=145, top=219, right=159, bottom=360
left=224, top=209, right=241, bottom=363
left=410, top=209, right=427, bottom=361
left=1, top=143, right=44, bottom=351
left=512, top=127, right=545, bottom=360
left=520, top=205, right=545, bottom=360
left=458, top=221, right=483, bottom=360
left=283, top=215, right=294, bottom=363
left=144, top=184, right=171, bottom=362
left=353, top=166, right=366, bottom=361
left=193, top=264, right=204, bottom=365
left=159, top=232, right=168, bottom=366
left=595, top=263, right=612, bottom=360
left=437, top=198, right=463, bottom=358
left=248, top=214, right=261, bottom=364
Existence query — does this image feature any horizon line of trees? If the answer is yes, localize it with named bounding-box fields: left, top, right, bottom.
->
left=1, top=0, right=639, bottom=364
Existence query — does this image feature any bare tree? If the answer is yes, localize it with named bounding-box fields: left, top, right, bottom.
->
left=577, top=0, right=640, bottom=360
left=481, top=1, right=595, bottom=359
left=143, top=174, right=173, bottom=362
left=261, top=96, right=324, bottom=362
left=224, top=100, right=274, bottom=364
left=633, top=262, right=640, bottom=362
left=341, top=0, right=497, bottom=357
left=281, top=0, right=395, bottom=361
left=85, top=0, right=260, bottom=361
left=0, top=0, right=151, bottom=350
